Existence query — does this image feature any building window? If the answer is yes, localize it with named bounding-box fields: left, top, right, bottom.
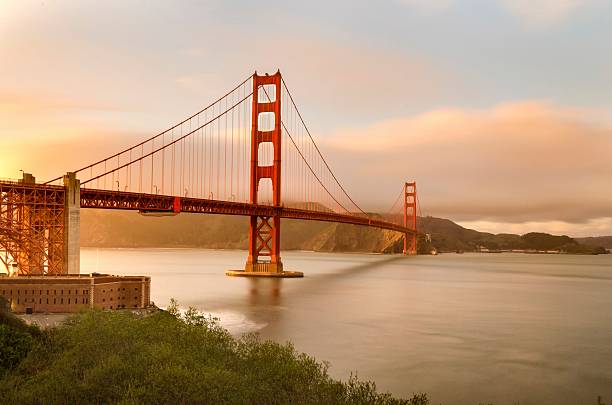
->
left=61, top=298, right=63, bottom=304
left=54, top=290, right=56, bottom=295
left=68, top=298, right=70, bottom=304
left=102, top=298, right=105, bottom=302
left=39, top=290, right=42, bottom=295
left=68, top=290, right=71, bottom=295
left=46, top=298, right=49, bottom=304
left=54, top=298, right=56, bottom=304
left=47, top=290, right=49, bottom=295
left=17, top=298, right=19, bottom=304
left=39, top=298, right=42, bottom=304
left=61, top=290, right=63, bottom=295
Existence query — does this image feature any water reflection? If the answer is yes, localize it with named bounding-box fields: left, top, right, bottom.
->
left=247, top=278, right=283, bottom=307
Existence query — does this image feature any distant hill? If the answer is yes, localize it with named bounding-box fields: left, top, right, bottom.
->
left=417, top=217, right=607, bottom=254
left=79, top=210, right=608, bottom=255
left=575, top=236, right=612, bottom=249
left=80, top=210, right=401, bottom=253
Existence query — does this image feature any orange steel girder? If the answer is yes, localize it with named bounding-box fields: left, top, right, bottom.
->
left=246, top=71, right=283, bottom=273
left=403, top=182, right=417, bottom=255
left=0, top=181, right=66, bottom=275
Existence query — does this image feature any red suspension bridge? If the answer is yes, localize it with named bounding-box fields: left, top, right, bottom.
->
left=0, top=71, right=418, bottom=277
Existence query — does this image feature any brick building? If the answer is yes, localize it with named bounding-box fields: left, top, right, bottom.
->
left=0, top=274, right=151, bottom=313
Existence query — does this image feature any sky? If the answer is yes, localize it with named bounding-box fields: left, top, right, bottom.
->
left=1, top=0, right=611, bottom=237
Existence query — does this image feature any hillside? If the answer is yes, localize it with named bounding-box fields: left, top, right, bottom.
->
left=80, top=210, right=607, bottom=254
left=575, top=236, right=612, bottom=249
left=80, top=209, right=402, bottom=253
left=417, top=217, right=607, bottom=254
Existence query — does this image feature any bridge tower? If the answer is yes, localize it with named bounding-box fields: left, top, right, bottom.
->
left=228, top=71, right=301, bottom=278
left=403, top=182, right=417, bottom=255
left=63, top=172, right=80, bottom=274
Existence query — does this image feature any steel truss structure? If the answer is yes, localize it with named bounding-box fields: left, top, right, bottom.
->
left=0, top=181, right=65, bottom=275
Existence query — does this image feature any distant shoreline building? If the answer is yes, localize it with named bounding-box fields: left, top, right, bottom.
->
left=0, top=274, right=151, bottom=314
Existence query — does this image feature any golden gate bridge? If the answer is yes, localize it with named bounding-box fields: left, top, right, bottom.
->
left=0, top=71, right=417, bottom=277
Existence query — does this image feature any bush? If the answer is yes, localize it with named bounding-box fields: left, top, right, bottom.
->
left=0, top=302, right=427, bottom=404
left=0, top=324, right=33, bottom=374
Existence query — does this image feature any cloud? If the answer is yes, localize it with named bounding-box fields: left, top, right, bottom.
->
left=0, top=91, right=145, bottom=181
left=0, top=129, right=146, bottom=182
left=498, top=0, right=599, bottom=26
left=179, top=37, right=445, bottom=121
left=322, top=101, right=612, bottom=230
left=394, top=0, right=454, bottom=13
left=278, top=39, right=443, bottom=114
left=0, top=91, right=117, bottom=115
left=394, top=0, right=599, bottom=26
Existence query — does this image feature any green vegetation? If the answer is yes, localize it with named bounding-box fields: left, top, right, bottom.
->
left=418, top=217, right=609, bottom=254
left=0, top=297, right=39, bottom=375
left=0, top=300, right=427, bottom=404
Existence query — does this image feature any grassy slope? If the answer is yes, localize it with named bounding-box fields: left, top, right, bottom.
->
left=0, top=305, right=427, bottom=405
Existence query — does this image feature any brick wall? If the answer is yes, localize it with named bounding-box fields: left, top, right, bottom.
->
left=0, top=275, right=151, bottom=313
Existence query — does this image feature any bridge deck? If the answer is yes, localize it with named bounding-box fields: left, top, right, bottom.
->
left=80, top=188, right=414, bottom=234
left=1, top=181, right=413, bottom=234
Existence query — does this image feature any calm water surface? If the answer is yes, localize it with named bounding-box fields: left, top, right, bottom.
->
left=81, top=249, right=612, bottom=404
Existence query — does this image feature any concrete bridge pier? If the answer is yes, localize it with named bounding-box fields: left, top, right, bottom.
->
left=63, top=172, right=80, bottom=275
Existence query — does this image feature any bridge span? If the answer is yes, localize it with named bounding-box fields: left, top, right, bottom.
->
left=0, top=71, right=418, bottom=277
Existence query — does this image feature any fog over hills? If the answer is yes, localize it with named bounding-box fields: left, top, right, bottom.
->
left=80, top=210, right=608, bottom=254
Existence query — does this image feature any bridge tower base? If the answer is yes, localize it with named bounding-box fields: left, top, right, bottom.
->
left=226, top=71, right=303, bottom=278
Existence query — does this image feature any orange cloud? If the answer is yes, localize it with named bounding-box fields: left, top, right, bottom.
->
left=322, top=101, right=612, bottom=227
left=0, top=91, right=145, bottom=180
